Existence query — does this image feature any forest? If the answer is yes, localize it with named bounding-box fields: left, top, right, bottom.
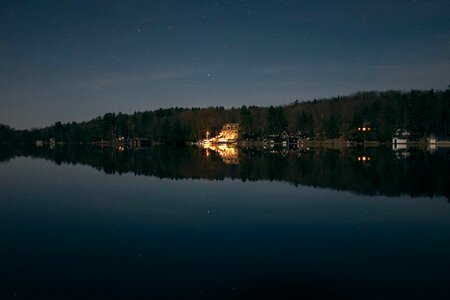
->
left=1, top=87, right=449, bottom=145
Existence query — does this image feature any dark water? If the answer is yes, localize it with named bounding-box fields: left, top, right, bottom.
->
left=0, top=145, right=449, bottom=299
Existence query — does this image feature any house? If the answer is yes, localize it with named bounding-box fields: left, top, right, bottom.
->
left=280, top=131, right=289, bottom=147
left=392, top=128, right=412, bottom=146
left=115, top=136, right=125, bottom=144
left=428, top=134, right=450, bottom=145
left=263, top=138, right=274, bottom=145
left=296, top=131, right=310, bottom=147
left=295, top=130, right=308, bottom=140
left=35, top=140, right=44, bottom=147
left=211, top=123, right=239, bottom=143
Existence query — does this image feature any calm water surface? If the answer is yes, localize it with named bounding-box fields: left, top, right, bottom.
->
left=0, top=146, right=449, bottom=299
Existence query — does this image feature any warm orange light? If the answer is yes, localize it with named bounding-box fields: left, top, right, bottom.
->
left=358, top=155, right=371, bottom=162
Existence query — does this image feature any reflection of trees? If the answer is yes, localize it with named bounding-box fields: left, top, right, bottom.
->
left=0, top=145, right=449, bottom=200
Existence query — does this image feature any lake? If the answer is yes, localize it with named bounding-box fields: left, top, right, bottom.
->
left=0, top=145, right=449, bottom=299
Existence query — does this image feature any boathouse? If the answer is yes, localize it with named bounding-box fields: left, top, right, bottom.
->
left=428, top=133, right=450, bottom=145
left=392, top=128, right=412, bottom=145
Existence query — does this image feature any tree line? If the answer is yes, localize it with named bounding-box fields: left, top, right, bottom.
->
left=1, top=87, right=449, bottom=145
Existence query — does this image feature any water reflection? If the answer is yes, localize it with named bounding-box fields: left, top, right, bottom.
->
left=1, top=144, right=450, bottom=299
left=0, top=145, right=449, bottom=200
left=202, top=143, right=239, bottom=165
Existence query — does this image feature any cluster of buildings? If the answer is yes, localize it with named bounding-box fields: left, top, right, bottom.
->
left=202, top=123, right=239, bottom=144
left=35, top=138, right=59, bottom=148
left=199, top=123, right=310, bottom=149
left=392, top=128, right=450, bottom=150
left=92, top=137, right=151, bottom=149
left=263, top=131, right=308, bottom=148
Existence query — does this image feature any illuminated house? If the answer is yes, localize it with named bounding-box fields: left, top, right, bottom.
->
left=115, top=136, right=125, bottom=144
left=392, top=128, right=412, bottom=147
left=210, top=123, right=239, bottom=143
left=428, top=134, right=450, bottom=146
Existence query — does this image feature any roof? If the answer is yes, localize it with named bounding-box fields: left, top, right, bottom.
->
left=393, top=128, right=412, bottom=138
left=394, top=128, right=410, bottom=133
left=428, top=133, right=450, bottom=141
left=222, top=123, right=239, bottom=130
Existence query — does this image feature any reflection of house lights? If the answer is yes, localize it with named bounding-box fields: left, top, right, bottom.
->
left=201, top=143, right=238, bottom=164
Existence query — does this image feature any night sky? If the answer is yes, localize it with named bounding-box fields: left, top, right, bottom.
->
left=1, top=0, right=449, bottom=129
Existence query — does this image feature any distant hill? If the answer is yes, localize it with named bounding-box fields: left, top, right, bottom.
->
left=1, top=88, right=449, bottom=145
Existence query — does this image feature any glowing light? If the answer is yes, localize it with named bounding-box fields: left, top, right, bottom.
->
left=202, top=123, right=239, bottom=144
left=357, top=155, right=371, bottom=162
left=202, top=143, right=238, bottom=164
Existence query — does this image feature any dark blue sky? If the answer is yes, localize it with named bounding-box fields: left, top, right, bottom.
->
left=1, top=0, right=449, bottom=128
